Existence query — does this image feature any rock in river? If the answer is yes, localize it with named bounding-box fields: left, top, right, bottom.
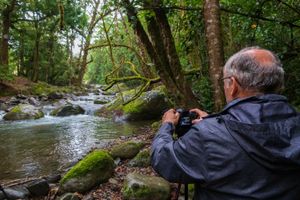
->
left=51, top=104, right=85, bottom=116
left=3, top=104, right=44, bottom=121
left=60, top=150, right=115, bottom=193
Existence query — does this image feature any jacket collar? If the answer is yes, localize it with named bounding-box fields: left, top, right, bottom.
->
left=221, top=94, right=288, bottom=113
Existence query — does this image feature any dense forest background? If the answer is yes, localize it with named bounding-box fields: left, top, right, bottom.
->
left=1, top=0, right=300, bottom=112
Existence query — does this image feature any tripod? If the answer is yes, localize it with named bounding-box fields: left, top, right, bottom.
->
left=175, top=183, right=189, bottom=200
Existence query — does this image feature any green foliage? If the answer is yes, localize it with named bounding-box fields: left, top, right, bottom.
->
left=192, top=76, right=214, bottom=113
left=2, top=0, right=300, bottom=109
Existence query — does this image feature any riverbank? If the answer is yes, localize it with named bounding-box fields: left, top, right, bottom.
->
left=1, top=122, right=181, bottom=200
left=0, top=77, right=181, bottom=199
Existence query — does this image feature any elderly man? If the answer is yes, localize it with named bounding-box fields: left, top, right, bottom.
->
left=151, top=47, right=300, bottom=200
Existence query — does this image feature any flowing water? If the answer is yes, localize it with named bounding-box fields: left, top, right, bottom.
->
left=0, top=91, right=150, bottom=182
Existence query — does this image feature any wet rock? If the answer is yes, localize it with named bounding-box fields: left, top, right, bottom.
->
left=94, top=99, right=108, bottom=104
left=59, top=193, right=81, bottom=200
left=65, top=94, right=78, bottom=101
left=48, top=92, right=64, bottom=100
left=122, top=86, right=172, bottom=120
left=128, top=149, right=151, bottom=167
left=39, top=94, right=48, bottom=101
left=51, top=104, right=85, bottom=116
left=110, top=141, right=145, bottom=159
left=1, top=187, right=30, bottom=199
left=60, top=150, right=115, bottom=193
left=95, top=86, right=172, bottom=121
left=3, top=104, right=44, bottom=121
left=28, top=97, right=40, bottom=106
left=16, top=94, right=27, bottom=100
left=26, top=179, right=50, bottom=197
left=122, top=173, right=170, bottom=200
left=0, top=103, right=8, bottom=111
left=45, top=174, right=61, bottom=184
left=73, top=91, right=89, bottom=96
left=8, top=96, right=21, bottom=106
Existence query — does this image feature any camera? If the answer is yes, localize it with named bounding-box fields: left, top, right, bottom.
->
left=175, top=109, right=198, bottom=137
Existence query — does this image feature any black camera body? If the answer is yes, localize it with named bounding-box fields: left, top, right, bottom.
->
left=175, top=109, right=198, bottom=137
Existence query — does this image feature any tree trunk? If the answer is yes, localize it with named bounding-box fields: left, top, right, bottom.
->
left=0, top=0, right=16, bottom=72
left=32, top=22, right=41, bottom=82
left=153, top=6, right=199, bottom=107
left=203, top=0, right=225, bottom=111
left=123, top=0, right=199, bottom=108
left=76, top=0, right=100, bottom=86
left=47, top=32, right=55, bottom=83
left=19, top=30, right=25, bottom=76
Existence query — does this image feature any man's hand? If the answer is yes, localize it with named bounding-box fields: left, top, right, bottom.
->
left=162, top=109, right=180, bottom=126
left=190, top=108, right=208, bottom=124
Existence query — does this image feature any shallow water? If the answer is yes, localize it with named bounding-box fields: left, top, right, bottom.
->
left=0, top=92, right=150, bottom=182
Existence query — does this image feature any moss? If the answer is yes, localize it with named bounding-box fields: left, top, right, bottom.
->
left=129, top=149, right=150, bottom=167
left=94, top=99, right=108, bottom=104
left=11, top=105, right=22, bottom=113
left=110, top=141, right=145, bottom=159
left=34, top=111, right=44, bottom=119
left=30, top=81, right=72, bottom=96
left=122, top=173, right=170, bottom=200
left=123, top=98, right=143, bottom=114
left=50, top=108, right=60, bottom=116
left=122, top=184, right=153, bottom=200
left=151, top=121, right=161, bottom=132
left=60, top=150, right=114, bottom=184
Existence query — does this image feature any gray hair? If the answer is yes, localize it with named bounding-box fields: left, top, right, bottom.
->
left=224, top=46, right=284, bottom=93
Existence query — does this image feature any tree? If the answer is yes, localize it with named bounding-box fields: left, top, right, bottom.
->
left=203, top=0, right=225, bottom=111
left=122, top=0, right=199, bottom=108
left=0, top=0, right=17, bottom=76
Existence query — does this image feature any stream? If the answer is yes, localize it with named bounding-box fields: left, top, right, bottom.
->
left=0, top=90, right=150, bottom=182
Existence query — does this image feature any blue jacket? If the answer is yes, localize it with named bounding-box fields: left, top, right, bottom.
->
left=151, top=94, right=300, bottom=200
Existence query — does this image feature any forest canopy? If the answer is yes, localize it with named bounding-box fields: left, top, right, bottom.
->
left=1, top=0, right=300, bottom=111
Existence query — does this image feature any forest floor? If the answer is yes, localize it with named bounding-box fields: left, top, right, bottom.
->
left=78, top=125, right=179, bottom=200
left=0, top=76, right=33, bottom=98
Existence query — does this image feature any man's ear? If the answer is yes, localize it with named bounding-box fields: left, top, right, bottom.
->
left=230, top=77, right=240, bottom=98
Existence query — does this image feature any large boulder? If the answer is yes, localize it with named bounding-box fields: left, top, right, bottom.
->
left=110, top=141, right=144, bottom=159
left=122, top=173, right=171, bottom=200
left=95, top=86, right=172, bottom=121
left=60, top=150, right=115, bottom=193
left=51, top=104, right=85, bottom=116
left=3, top=104, right=44, bottom=121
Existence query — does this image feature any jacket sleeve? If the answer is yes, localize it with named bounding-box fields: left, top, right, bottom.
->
left=151, top=122, right=208, bottom=184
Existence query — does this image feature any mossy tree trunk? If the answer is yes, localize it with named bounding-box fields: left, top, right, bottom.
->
left=123, top=0, right=199, bottom=108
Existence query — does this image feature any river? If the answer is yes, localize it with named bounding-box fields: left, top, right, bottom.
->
left=0, top=91, right=150, bottom=182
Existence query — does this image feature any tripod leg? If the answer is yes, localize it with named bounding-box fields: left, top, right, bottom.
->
left=184, top=184, right=189, bottom=200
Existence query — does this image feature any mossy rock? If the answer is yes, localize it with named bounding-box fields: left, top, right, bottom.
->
left=110, top=141, right=145, bottom=159
left=128, top=149, right=151, bottom=167
left=60, top=150, right=115, bottom=193
left=3, top=104, right=44, bottom=121
left=151, top=121, right=162, bottom=132
left=50, top=104, right=85, bottom=117
left=94, top=99, right=109, bottom=104
left=122, top=173, right=170, bottom=200
left=95, top=86, right=172, bottom=121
